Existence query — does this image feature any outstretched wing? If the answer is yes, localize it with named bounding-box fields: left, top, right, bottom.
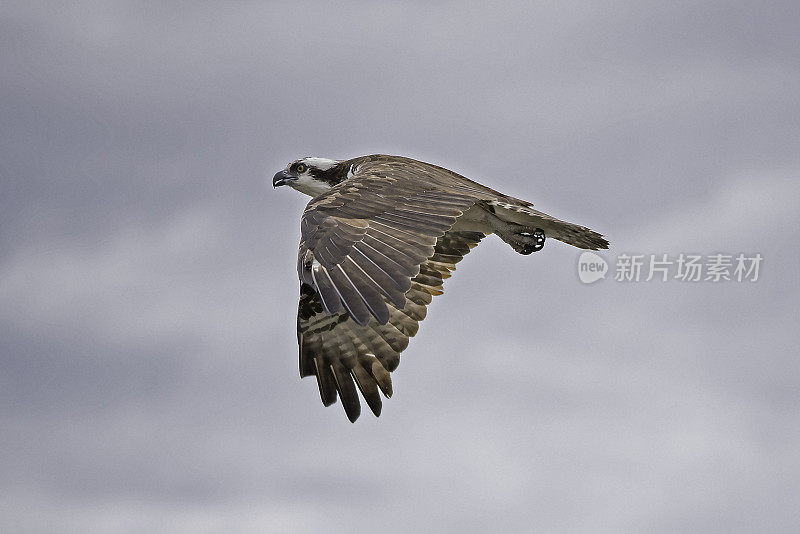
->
left=295, top=157, right=495, bottom=421
left=298, top=230, right=485, bottom=421
left=297, top=159, right=483, bottom=327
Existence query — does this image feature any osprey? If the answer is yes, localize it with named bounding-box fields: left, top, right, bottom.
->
left=273, top=155, right=608, bottom=422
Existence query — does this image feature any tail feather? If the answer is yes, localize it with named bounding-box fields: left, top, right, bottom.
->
left=490, top=200, right=609, bottom=250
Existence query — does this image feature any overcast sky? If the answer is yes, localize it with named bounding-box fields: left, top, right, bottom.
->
left=1, top=1, right=799, bottom=532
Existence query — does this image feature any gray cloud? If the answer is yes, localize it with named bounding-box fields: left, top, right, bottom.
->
left=1, top=1, right=799, bottom=532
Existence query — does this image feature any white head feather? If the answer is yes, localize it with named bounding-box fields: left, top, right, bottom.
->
left=299, top=157, right=339, bottom=171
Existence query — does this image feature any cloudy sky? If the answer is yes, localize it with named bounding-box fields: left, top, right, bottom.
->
left=1, top=1, right=799, bottom=532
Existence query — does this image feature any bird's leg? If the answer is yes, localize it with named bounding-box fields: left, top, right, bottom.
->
left=487, top=213, right=546, bottom=255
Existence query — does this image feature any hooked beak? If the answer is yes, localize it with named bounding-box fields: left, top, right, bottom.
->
left=272, top=169, right=296, bottom=188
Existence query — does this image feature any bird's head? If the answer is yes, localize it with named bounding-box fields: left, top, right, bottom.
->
left=273, top=157, right=347, bottom=197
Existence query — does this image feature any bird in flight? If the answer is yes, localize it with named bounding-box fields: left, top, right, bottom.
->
left=273, top=155, right=608, bottom=422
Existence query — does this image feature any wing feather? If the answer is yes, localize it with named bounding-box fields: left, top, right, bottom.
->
left=344, top=256, right=404, bottom=311
left=350, top=244, right=410, bottom=295
left=354, top=241, right=414, bottom=289
left=337, top=261, right=390, bottom=325
left=360, top=234, right=427, bottom=270
left=297, top=228, right=485, bottom=421
left=331, top=363, right=361, bottom=422
left=367, top=221, right=435, bottom=248
left=313, top=357, right=339, bottom=406
left=325, top=265, right=373, bottom=326
left=310, top=267, right=343, bottom=315
left=351, top=365, right=382, bottom=416
left=347, top=248, right=407, bottom=306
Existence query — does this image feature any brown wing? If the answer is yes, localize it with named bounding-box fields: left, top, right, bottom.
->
left=297, top=158, right=484, bottom=327
left=297, top=230, right=485, bottom=422
left=295, top=157, right=497, bottom=421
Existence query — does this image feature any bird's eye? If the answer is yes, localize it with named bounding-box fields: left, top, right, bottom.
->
left=296, top=164, right=306, bottom=173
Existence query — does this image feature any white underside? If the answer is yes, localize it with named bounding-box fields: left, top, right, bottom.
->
left=289, top=175, right=332, bottom=197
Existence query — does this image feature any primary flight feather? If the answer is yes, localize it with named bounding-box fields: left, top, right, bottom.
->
left=273, top=154, right=608, bottom=422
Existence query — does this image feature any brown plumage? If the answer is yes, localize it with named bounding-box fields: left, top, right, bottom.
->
left=275, top=154, right=609, bottom=422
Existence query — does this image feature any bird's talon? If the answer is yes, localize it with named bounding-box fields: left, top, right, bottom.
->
left=517, top=228, right=545, bottom=254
